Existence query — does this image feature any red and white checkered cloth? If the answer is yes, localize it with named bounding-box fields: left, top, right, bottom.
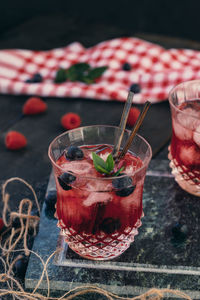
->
left=1, top=37, right=200, bottom=104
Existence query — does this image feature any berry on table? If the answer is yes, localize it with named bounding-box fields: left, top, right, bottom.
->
left=23, top=97, right=47, bottom=115
left=65, top=146, right=84, bottom=160
left=5, top=131, right=27, bottom=150
left=130, top=83, right=141, bottom=94
left=32, top=73, right=43, bottom=83
left=25, top=73, right=43, bottom=83
left=13, top=255, right=28, bottom=278
left=112, top=174, right=135, bottom=197
left=0, top=218, right=4, bottom=232
left=122, top=62, right=131, bottom=71
left=61, top=113, right=81, bottom=130
left=45, top=190, right=57, bottom=207
left=127, top=107, right=140, bottom=127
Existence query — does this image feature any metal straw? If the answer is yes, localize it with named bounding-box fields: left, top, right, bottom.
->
left=112, top=91, right=134, bottom=159
left=116, top=101, right=151, bottom=161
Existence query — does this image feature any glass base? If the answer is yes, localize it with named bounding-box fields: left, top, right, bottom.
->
left=58, top=219, right=142, bottom=260
left=168, top=148, right=200, bottom=197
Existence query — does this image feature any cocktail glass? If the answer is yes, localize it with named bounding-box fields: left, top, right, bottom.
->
left=48, top=125, right=152, bottom=260
left=168, top=80, right=200, bottom=196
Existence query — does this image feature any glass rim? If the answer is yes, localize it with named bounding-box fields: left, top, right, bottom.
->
left=48, top=125, right=152, bottom=180
left=169, top=79, right=200, bottom=120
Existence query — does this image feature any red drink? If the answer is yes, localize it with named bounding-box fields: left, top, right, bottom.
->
left=169, top=95, right=200, bottom=195
left=55, top=145, right=144, bottom=260
left=49, top=126, right=152, bottom=260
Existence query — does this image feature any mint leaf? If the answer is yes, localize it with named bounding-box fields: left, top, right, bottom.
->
left=113, top=166, right=125, bottom=177
left=92, top=152, right=107, bottom=174
left=106, top=154, right=114, bottom=172
left=95, top=165, right=110, bottom=175
left=87, top=66, right=107, bottom=81
left=54, top=68, right=67, bottom=83
left=66, top=63, right=90, bottom=82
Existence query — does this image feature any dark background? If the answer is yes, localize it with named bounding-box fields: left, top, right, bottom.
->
left=1, top=0, right=200, bottom=50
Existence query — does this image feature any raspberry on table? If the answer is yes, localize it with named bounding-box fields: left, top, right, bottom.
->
left=23, top=97, right=47, bottom=115
left=61, top=113, right=81, bottom=130
left=0, top=218, right=4, bottom=232
left=5, top=131, right=27, bottom=150
left=127, top=107, right=140, bottom=127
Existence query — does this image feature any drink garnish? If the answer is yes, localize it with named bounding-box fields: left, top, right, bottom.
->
left=54, top=63, right=108, bottom=84
left=92, top=152, right=124, bottom=176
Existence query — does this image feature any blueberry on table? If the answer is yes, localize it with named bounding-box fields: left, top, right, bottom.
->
left=25, top=79, right=33, bottom=83
left=65, top=146, right=84, bottom=160
left=13, top=255, right=28, bottom=278
left=32, top=73, right=43, bottom=83
left=112, top=174, right=135, bottom=197
left=45, top=204, right=56, bottom=220
left=58, top=172, right=76, bottom=190
left=100, top=217, right=121, bottom=234
left=122, top=62, right=131, bottom=71
left=45, top=190, right=57, bottom=207
left=171, top=223, right=187, bottom=243
left=12, top=217, right=22, bottom=229
left=130, top=83, right=141, bottom=94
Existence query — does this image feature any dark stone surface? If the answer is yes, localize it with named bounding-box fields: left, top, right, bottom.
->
left=25, top=161, right=200, bottom=299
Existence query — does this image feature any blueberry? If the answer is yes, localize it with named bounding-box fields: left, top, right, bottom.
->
left=130, top=83, right=141, bottom=94
left=13, top=255, right=28, bottom=278
left=122, top=62, right=131, bottom=71
left=45, top=190, right=57, bottom=207
left=31, top=208, right=40, bottom=217
left=12, top=217, right=22, bottom=229
left=65, top=146, right=84, bottom=160
left=58, top=172, right=76, bottom=190
left=25, top=79, right=33, bottom=83
left=44, top=205, right=56, bottom=220
left=100, top=218, right=121, bottom=234
left=171, top=223, right=187, bottom=243
left=32, top=73, right=43, bottom=83
left=112, top=174, right=135, bottom=197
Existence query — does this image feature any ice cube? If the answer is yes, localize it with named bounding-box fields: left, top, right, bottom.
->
left=193, top=125, right=200, bottom=147
left=83, top=192, right=112, bottom=207
left=173, top=109, right=200, bottom=141
left=179, top=145, right=200, bottom=166
left=83, top=180, right=112, bottom=206
left=60, top=161, right=92, bottom=175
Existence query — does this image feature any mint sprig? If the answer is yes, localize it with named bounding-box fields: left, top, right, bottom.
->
left=92, top=152, right=124, bottom=176
left=54, top=63, right=108, bottom=84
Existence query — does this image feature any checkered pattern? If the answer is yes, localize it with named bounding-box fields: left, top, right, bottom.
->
left=1, top=37, right=200, bottom=103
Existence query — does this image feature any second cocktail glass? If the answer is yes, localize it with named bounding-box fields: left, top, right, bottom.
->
left=48, top=125, right=152, bottom=260
left=168, top=80, right=200, bottom=196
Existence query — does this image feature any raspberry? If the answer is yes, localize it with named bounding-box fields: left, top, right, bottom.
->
left=127, top=107, right=140, bottom=127
left=23, top=97, right=47, bottom=115
left=0, top=218, right=4, bottom=232
left=61, top=113, right=81, bottom=130
left=5, top=131, right=27, bottom=150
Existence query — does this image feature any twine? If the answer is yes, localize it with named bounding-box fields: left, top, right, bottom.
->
left=0, top=177, right=193, bottom=300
